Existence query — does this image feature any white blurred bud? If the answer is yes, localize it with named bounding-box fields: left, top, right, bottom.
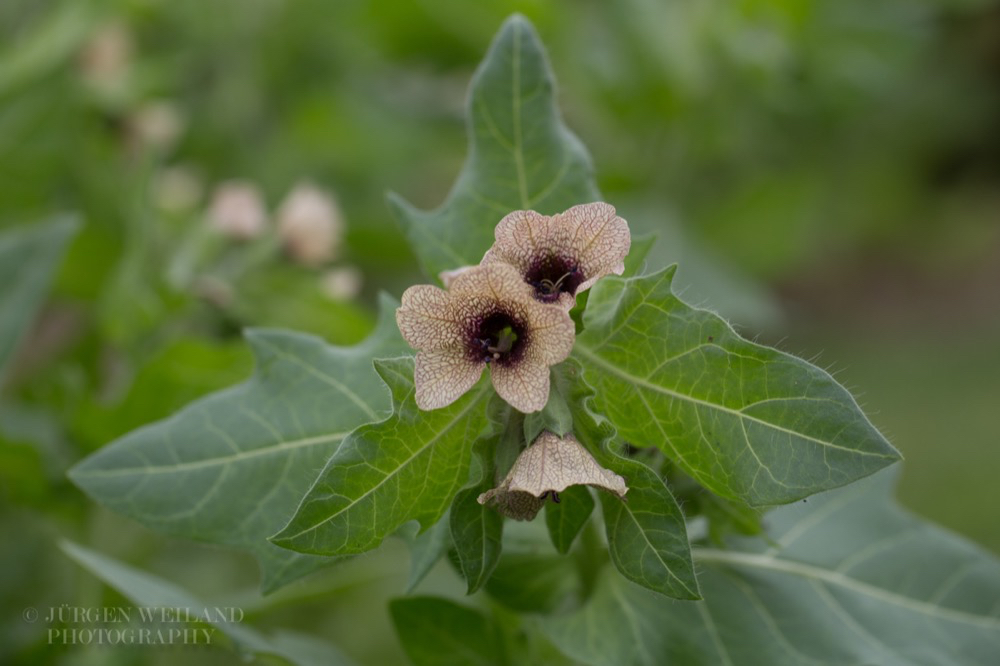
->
left=276, top=183, right=343, bottom=266
left=154, top=166, right=203, bottom=212
left=79, top=21, right=133, bottom=94
left=129, top=101, right=184, bottom=152
left=206, top=180, right=267, bottom=240
left=321, top=267, right=363, bottom=301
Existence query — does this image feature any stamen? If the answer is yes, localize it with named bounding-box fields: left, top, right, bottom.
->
left=475, top=320, right=521, bottom=364
left=537, top=266, right=578, bottom=296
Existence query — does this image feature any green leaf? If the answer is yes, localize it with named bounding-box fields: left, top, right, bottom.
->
left=60, top=541, right=356, bottom=666
left=544, top=485, right=594, bottom=555
left=404, top=513, right=453, bottom=593
left=388, top=14, right=599, bottom=279
left=558, top=358, right=697, bottom=597
left=540, top=469, right=1000, bottom=665
left=523, top=369, right=574, bottom=444
left=599, top=447, right=700, bottom=600
left=0, top=216, right=78, bottom=383
left=450, top=487, right=503, bottom=594
left=390, top=597, right=505, bottom=666
left=272, top=357, right=494, bottom=556
left=74, top=338, right=254, bottom=447
left=485, top=550, right=583, bottom=615
left=622, top=234, right=657, bottom=278
left=450, top=439, right=504, bottom=594
left=575, top=267, right=901, bottom=506
left=698, top=490, right=764, bottom=546
left=69, top=295, right=407, bottom=593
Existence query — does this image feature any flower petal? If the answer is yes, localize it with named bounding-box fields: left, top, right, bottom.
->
left=438, top=265, right=475, bottom=289
left=413, top=348, right=485, bottom=410
left=524, top=300, right=576, bottom=365
left=396, top=284, right=463, bottom=351
left=505, top=432, right=627, bottom=498
left=489, top=357, right=551, bottom=413
left=557, top=202, right=630, bottom=293
left=449, top=261, right=535, bottom=303
left=476, top=487, right=545, bottom=521
left=477, top=432, right=628, bottom=521
left=482, top=209, right=554, bottom=273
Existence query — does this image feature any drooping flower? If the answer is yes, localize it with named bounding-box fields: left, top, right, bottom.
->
left=396, top=263, right=575, bottom=413
left=481, top=202, right=630, bottom=309
left=478, top=431, right=628, bottom=520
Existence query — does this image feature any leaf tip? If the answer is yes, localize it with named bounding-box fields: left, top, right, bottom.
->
left=385, top=190, right=420, bottom=227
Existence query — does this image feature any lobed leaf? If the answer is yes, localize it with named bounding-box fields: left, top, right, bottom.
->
left=540, top=469, right=1000, bottom=665
left=575, top=267, right=901, bottom=506
left=388, top=14, right=599, bottom=280
left=271, top=357, right=494, bottom=556
left=69, top=295, right=407, bottom=592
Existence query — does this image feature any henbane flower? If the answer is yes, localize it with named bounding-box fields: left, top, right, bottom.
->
left=396, top=263, right=575, bottom=413
left=478, top=431, right=628, bottom=520
left=481, top=202, right=630, bottom=309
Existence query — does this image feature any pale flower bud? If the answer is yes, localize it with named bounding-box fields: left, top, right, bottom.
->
left=321, top=267, right=363, bottom=301
left=206, top=181, right=267, bottom=240
left=154, top=166, right=203, bottom=212
left=276, top=183, right=343, bottom=266
left=129, top=101, right=184, bottom=152
left=78, top=21, right=133, bottom=95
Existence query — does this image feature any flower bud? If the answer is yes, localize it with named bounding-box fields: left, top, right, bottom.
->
left=206, top=180, right=267, bottom=240
left=78, top=21, right=133, bottom=96
left=276, top=183, right=343, bottom=266
left=321, top=267, right=363, bottom=301
left=154, top=166, right=203, bottom=213
left=129, top=101, right=184, bottom=153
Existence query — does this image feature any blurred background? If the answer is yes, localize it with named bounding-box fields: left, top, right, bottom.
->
left=2, top=0, right=998, bottom=663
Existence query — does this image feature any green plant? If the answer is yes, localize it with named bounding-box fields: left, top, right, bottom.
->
left=6, top=13, right=999, bottom=666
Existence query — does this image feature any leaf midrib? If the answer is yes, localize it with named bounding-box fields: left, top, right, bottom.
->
left=280, top=385, right=489, bottom=541
left=613, top=498, right=698, bottom=599
left=71, top=432, right=348, bottom=478
left=694, top=549, right=1000, bottom=630
left=573, top=344, right=893, bottom=460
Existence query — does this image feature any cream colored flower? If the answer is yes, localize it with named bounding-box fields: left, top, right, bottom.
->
left=129, top=101, right=184, bottom=152
left=78, top=21, right=133, bottom=96
left=396, top=263, right=575, bottom=413
left=277, top=183, right=344, bottom=266
left=482, top=202, right=630, bottom=309
left=320, top=266, right=363, bottom=301
left=478, top=431, right=628, bottom=520
left=438, top=265, right=474, bottom=289
left=206, top=180, right=267, bottom=240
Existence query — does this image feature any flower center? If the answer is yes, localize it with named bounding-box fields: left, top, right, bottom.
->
left=472, top=312, right=526, bottom=366
left=526, top=255, right=584, bottom=303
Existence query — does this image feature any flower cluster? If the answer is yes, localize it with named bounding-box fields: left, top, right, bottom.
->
left=397, top=202, right=630, bottom=413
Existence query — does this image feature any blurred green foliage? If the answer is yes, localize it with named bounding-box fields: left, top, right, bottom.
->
left=2, top=0, right=998, bottom=663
